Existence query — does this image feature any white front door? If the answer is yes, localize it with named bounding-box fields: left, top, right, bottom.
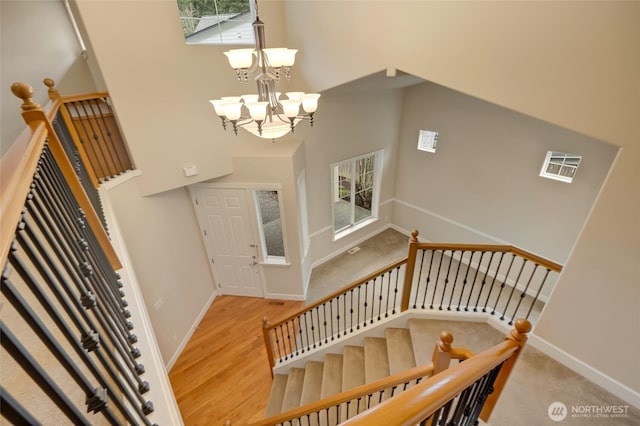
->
left=191, top=187, right=264, bottom=297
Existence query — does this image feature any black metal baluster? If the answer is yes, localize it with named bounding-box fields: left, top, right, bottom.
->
left=342, top=292, right=347, bottom=336
left=357, top=285, right=362, bottom=329
left=430, top=250, right=445, bottom=309
left=437, top=250, right=454, bottom=310
left=377, top=274, right=384, bottom=321
left=323, top=302, right=328, bottom=344
left=501, top=259, right=527, bottom=321
left=465, top=251, right=485, bottom=311
left=301, top=313, right=310, bottom=352
left=1, top=325, right=91, bottom=425
left=79, top=100, right=114, bottom=178
left=421, top=250, right=436, bottom=309
left=392, top=265, right=400, bottom=314
left=456, top=251, right=475, bottom=311
left=412, top=250, right=426, bottom=309
left=492, top=254, right=516, bottom=316
left=29, top=163, right=150, bottom=400
left=312, top=306, right=318, bottom=348
left=0, top=386, right=40, bottom=425
left=329, top=299, right=335, bottom=341
left=526, top=268, right=551, bottom=320
left=508, top=263, right=539, bottom=325
left=18, top=214, right=149, bottom=421
left=474, top=252, right=495, bottom=312
left=483, top=252, right=505, bottom=313
left=67, top=102, right=108, bottom=179
left=447, top=250, right=464, bottom=311
left=91, top=98, right=126, bottom=176
left=349, top=289, right=354, bottom=333
left=362, top=281, right=368, bottom=327
left=2, top=273, right=120, bottom=424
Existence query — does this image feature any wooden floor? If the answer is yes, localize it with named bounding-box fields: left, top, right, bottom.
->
left=168, top=295, right=305, bottom=425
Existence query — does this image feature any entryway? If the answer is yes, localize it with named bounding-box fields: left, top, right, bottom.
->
left=190, top=186, right=265, bottom=297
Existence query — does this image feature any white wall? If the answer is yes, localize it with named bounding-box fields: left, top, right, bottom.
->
left=394, top=81, right=617, bottom=264
left=105, top=176, right=216, bottom=365
left=1, top=0, right=96, bottom=155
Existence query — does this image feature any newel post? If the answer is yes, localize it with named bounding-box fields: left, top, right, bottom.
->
left=479, top=318, right=532, bottom=422
left=43, top=78, right=61, bottom=101
left=431, top=331, right=454, bottom=374
left=262, top=317, right=275, bottom=378
left=401, top=229, right=420, bottom=312
left=11, top=82, right=44, bottom=123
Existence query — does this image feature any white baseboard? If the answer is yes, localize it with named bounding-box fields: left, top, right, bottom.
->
left=166, top=290, right=218, bottom=371
left=264, top=292, right=306, bottom=301
left=528, top=334, right=640, bottom=408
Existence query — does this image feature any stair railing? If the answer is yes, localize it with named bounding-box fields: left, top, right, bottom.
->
left=263, top=230, right=560, bottom=371
left=341, top=319, right=532, bottom=426
left=401, top=230, right=563, bottom=326
left=1, top=82, right=153, bottom=424
left=44, top=78, right=134, bottom=183
left=249, top=330, right=474, bottom=426
left=262, top=258, right=408, bottom=371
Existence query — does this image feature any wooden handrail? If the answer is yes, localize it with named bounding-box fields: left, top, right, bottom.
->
left=265, top=257, right=408, bottom=333
left=0, top=120, right=48, bottom=264
left=251, top=364, right=436, bottom=426
left=3, top=82, right=121, bottom=270
left=341, top=319, right=531, bottom=425
left=412, top=241, right=562, bottom=272
left=252, top=330, right=474, bottom=426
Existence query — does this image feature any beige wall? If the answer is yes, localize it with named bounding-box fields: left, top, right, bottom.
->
left=73, top=0, right=235, bottom=196
left=283, top=0, right=639, bottom=395
left=205, top=139, right=307, bottom=298
left=394, top=81, right=617, bottom=264
left=302, top=85, right=402, bottom=265
left=105, top=177, right=216, bottom=364
left=1, top=0, right=96, bottom=155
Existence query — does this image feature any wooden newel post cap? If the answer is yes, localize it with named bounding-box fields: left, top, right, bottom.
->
left=508, top=318, right=532, bottom=346
left=262, top=316, right=270, bottom=328
left=438, top=330, right=454, bottom=350
left=11, top=82, right=41, bottom=111
left=43, top=78, right=60, bottom=100
left=410, top=229, right=419, bottom=243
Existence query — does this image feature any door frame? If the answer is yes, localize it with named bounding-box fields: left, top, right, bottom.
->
left=189, top=182, right=283, bottom=297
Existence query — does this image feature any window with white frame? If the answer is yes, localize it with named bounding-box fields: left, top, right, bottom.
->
left=177, top=0, right=255, bottom=45
left=540, top=151, right=582, bottom=183
left=254, top=190, right=286, bottom=264
left=332, top=150, right=383, bottom=238
left=417, top=129, right=438, bottom=153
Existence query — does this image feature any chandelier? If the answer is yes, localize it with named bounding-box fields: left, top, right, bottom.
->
left=209, top=1, right=320, bottom=140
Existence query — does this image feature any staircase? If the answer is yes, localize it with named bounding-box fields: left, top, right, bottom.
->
left=264, top=318, right=492, bottom=423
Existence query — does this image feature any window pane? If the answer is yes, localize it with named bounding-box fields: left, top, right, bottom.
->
left=332, top=151, right=381, bottom=234
left=256, top=190, right=284, bottom=257
left=178, top=0, right=254, bottom=45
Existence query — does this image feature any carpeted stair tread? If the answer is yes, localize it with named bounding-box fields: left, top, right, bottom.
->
left=300, top=361, right=324, bottom=406
left=363, top=337, right=390, bottom=383
left=320, top=353, right=344, bottom=399
left=342, top=345, right=365, bottom=391
left=265, top=374, right=289, bottom=417
left=385, top=328, right=417, bottom=375
left=408, top=318, right=443, bottom=366
left=281, top=367, right=306, bottom=413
